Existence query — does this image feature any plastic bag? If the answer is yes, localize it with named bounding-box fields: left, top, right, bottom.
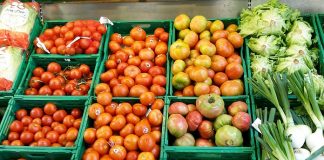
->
left=0, top=0, right=39, bottom=49
left=0, top=47, right=23, bottom=91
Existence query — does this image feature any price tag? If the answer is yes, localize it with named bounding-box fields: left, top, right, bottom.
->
left=66, top=36, right=91, bottom=48
left=36, top=38, right=50, bottom=53
left=252, top=118, right=262, bottom=134
left=99, top=16, right=113, bottom=26
left=145, top=108, right=152, bottom=117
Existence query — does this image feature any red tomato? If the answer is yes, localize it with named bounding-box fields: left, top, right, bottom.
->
left=110, top=33, right=123, bottom=44
left=159, top=32, right=169, bottom=42
left=140, top=60, right=154, bottom=73
left=135, top=73, right=152, bottom=87
left=130, top=26, right=146, bottom=41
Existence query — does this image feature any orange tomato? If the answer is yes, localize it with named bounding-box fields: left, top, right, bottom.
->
left=116, top=102, right=132, bottom=116
left=110, top=115, right=126, bottom=131
left=227, top=32, right=243, bottom=48
left=123, top=134, right=139, bottom=151
left=151, top=99, right=164, bottom=110
left=120, top=123, right=135, bottom=137
left=84, top=128, right=96, bottom=144
left=82, top=150, right=100, bottom=160
left=183, top=85, right=195, bottom=97
left=96, top=126, right=112, bottom=140
left=130, top=26, right=146, bottom=41
left=140, top=92, right=156, bottom=106
left=225, top=62, right=243, bottom=80
left=211, top=55, right=228, bottom=72
left=138, top=134, right=155, bottom=152
left=148, top=109, right=163, bottom=126
left=215, top=38, right=234, bottom=58
left=105, top=102, right=118, bottom=116
left=129, top=85, right=149, bottom=97
left=108, top=136, right=124, bottom=146
left=213, top=72, right=228, bottom=86
left=126, top=151, right=139, bottom=160
left=94, top=113, right=112, bottom=128
left=97, top=92, right=112, bottom=106
left=134, top=119, right=151, bottom=137
left=109, top=145, right=127, bottom=160
left=126, top=113, right=141, bottom=125
left=88, top=103, right=104, bottom=120
left=132, top=103, right=147, bottom=117
left=227, top=53, right=242, bottom=64
left=137, top=152, right=155, bottom=160
left=93, top=138, right=109, bottom=155
left=150, top=130, right=161, bottom=143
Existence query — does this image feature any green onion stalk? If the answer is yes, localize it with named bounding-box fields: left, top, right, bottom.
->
left=250, top=73, right=311, bottom=150
left=288, top=71, right=324, bottom=154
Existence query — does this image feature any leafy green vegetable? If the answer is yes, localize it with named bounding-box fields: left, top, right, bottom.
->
left=275, top=55, right=315, bottom=74
left=278, top=45, right=318, bottom=63
left=308, top=73, right=324, bottom=96
left=239, top=0, right=300, bottom=37
left=248, top=35, right=283, bottom=56
left=251, top=55, right=274, bottom=78
left=286, top=20, right=313, bottom=47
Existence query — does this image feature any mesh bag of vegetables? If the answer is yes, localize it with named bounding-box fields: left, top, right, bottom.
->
left=0, top=0, right=39, bottom=49
left=0, top=46, right=23, bottom=91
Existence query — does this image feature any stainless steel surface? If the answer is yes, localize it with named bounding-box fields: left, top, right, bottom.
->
left=43, top=0, right=247, bottom=20
left=42, top=0, right=324, bottom=21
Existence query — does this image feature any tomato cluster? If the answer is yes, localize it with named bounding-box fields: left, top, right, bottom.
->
left=171, top=16, right=245, bottom=97
left=98, top=26, right=168, bottom=97
left=25, top=62, right=93, bottom=96
left=82, top=98, right=165, bottom=160
left=1, top=103, right=82, bottom=147
left=34, top=20, right=107, bottom=55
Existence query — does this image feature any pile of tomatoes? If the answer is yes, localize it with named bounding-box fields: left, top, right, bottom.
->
left=99, top=26, right=168, bottom=97
left=82, top=97, right=165, bottom=160
left=171, top=15, right=245, bottom=97
left=1, top=103, right=83, bottom=147
left=25, top=62, right=93, bottom=96
left=34, top=20, right=106, bottom=55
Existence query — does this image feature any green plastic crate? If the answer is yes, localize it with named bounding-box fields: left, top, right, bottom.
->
left=15, top=56, right=101, bottom=99
left=93, top=20, right=173, bottom=98
left=0, top=17, right=43, bottom=96
left=30, top=20, right=107, bottom=60
left=168, top=18, right=249, bottom=98
left=0, top=149, right=74, bottom=160
left=315, top=14, right=324, bottom=74
left=164, top=96, right=255, bottom=160
left=0, top=98, right=89, bottom=159
left=0, top=96, right=11, bottom=126
left=74, top=97, right=167, bottom=160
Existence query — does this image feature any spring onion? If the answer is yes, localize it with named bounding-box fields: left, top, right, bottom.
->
left=250, top=73, right=311, bottom=149
left=288, top=71, right=324, bottom=152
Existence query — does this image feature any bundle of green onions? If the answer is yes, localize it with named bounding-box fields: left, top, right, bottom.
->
left=288, top=71, right=324, bottom=158
left=250, top=72, right=324, bottom=159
